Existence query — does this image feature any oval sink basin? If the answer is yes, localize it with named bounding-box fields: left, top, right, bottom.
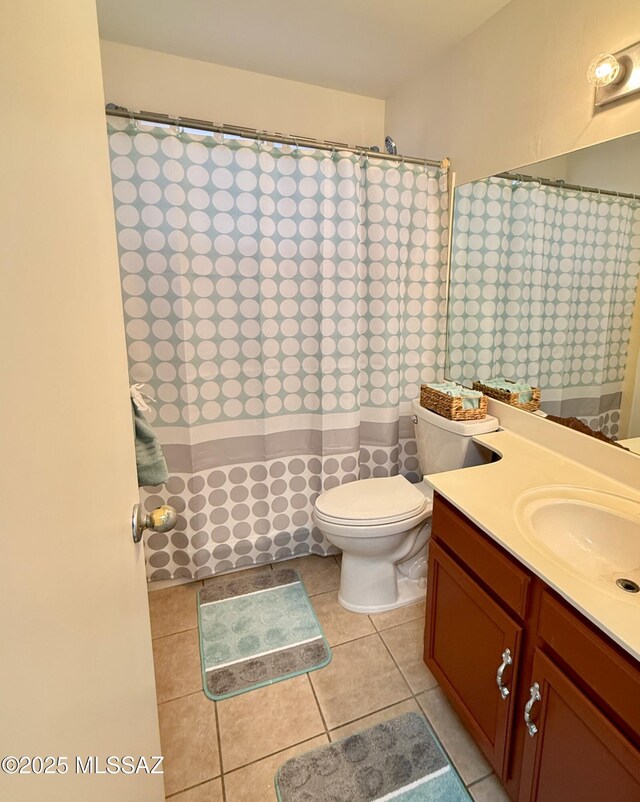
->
left=514, top=486, right=640, bottom=596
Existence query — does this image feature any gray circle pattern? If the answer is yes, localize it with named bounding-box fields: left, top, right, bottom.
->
left=143, top=441, right=421, bottom=580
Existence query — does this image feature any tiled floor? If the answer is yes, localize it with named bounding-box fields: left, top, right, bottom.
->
left=148, top=555, right=510, bottom=801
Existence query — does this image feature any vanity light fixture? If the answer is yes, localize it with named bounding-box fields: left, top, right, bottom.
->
left=587, top=41, right=640, bottom=107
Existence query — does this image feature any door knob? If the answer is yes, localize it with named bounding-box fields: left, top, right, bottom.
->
left=132, top=503, right=178, bottom=543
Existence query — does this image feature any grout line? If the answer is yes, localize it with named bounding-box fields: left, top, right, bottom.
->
left=165, top=775, right=221, bottom=799
left=306, top=584, right=341, bottom=598
left=151, top=624, right=199, bottom=642
left=213, top=701, right=227, bottom=802
left=157, top=688, right=203, bottom=709
left=466, top=771, right=495, bottom=788
left=222, top=730, right=329, bottom=776
left=327, top=696, right=419, bottom=739
left=376, top=626, right=414, bottom=697
left=306, top=672, right=330, bottom=737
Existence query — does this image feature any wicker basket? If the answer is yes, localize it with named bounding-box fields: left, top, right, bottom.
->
left=420, top=384, right=488, bottom=421
left=472, top=380, right=541, bottom=412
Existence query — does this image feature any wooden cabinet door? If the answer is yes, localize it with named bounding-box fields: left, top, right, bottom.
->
left=519, top=649, right=640, bottom=802
left=425, top=541, right=522, bottom=776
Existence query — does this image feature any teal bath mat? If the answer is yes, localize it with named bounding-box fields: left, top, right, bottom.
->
left=198, top=567, right=331, bottom=700
left=275, top=712, right=472, bottom=801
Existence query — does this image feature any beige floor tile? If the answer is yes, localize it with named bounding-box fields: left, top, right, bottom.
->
left=469, top=774, right=511, bottom=801
left=148, top=581, right=201, bottom=640
left=201, top=564, right=273, bottom=588
left=152, top=628, right=202, bottom=704
left=217, top=675, right=324, bottom=771
left=417, top=687, right=492, bottom=785
left=310, top=634, right=411, bottom=729
left=166, top=777, right=223, bottom=801
left=311, top=590, right=375, bottom=646
left=369, top=599, right=426, bottom=631
left=380, top=617, right=437, bottom=693
left=284, top=554, right=341, bottom=595
left=158, top=692, right=220, bottom=797
left=329, top=698, right=421, bottom=741
left=224, top=735, right=328, bottom=802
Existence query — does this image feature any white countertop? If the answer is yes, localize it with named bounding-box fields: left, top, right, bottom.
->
left=425, top=429, right=640, bottom=662
left=620, top=436, right=640, bottom=456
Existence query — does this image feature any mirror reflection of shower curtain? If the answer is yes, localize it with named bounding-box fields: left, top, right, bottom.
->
left=449, top=176, right=640, bottom=437
left=108, top=119, right=448, bottom=581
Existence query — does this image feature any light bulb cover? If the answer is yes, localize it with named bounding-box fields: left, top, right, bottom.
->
left=587, top=53, right=621, bottom=87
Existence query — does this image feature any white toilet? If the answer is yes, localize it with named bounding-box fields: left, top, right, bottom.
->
left=312, top=399, right=499, bottom=613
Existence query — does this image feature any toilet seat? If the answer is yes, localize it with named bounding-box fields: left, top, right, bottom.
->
left=314, top=475, right=433, bottom=529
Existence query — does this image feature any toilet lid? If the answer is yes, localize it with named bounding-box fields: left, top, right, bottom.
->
left=314, top=475, right=428, bottom=524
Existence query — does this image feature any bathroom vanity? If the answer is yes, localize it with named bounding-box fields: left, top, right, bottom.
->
left=424, top=409, right=640, bottom=802
left=424, top=493, right=640, bottom=802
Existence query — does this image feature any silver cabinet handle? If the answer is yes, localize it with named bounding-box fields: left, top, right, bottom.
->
left=496, top=648, right=513, bottom=700
left=132, top=503, right=177, bottom=543
left=524, top=682, right=541, bottom=737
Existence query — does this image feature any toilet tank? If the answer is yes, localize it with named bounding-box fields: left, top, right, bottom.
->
left=411, top=399, right=499, bottom=476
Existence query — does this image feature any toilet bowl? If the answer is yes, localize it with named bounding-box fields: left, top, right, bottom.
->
left=313, top=476, right=433, bottom=613
left=313, top=400, right=500, bottom=613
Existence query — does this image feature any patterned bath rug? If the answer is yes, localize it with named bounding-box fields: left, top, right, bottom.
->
left=275, top=712, right=473, bottom=802
left=198, top=567, right=331, bottom=700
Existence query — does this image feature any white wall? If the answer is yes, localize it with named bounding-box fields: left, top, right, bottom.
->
left=100, top=41, right=386, bottom=148
left=386, top=0, right=640, bottom=184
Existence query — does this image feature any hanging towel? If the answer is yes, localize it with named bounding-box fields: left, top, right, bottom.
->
left=130, top=385, right=168, bottom=487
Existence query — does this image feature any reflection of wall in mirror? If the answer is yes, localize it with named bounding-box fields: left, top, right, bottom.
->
left=520, top=136, right=640, bottom=198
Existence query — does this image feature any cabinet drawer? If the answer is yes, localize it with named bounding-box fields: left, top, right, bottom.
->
left=432, top=495, right=530, bottom=618
left=538, top=591, right=640, bottom=741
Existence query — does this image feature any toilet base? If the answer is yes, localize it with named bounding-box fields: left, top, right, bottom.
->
left=338, top=575, right=427, bottom=614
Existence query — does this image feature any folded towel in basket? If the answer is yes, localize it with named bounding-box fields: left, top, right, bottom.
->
left=425, top=381, right=483, bottom=410
left=482, top=378, right=533, bottom=404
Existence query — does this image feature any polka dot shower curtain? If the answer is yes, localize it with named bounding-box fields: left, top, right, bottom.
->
left=107, top=119, right=449, bottom=581
left=449, top=176, right=640, bottom=437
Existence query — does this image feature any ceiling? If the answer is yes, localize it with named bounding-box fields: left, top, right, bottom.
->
left=96, top=0, right=510, bottom=99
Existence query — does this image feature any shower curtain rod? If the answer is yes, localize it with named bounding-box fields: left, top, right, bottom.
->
left=495, top=170, right=640, bottom=202
left=105, top=104, right=448, bottom=170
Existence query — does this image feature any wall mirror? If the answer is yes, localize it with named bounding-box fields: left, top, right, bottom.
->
left=446, top=131, right=640, bottom=448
